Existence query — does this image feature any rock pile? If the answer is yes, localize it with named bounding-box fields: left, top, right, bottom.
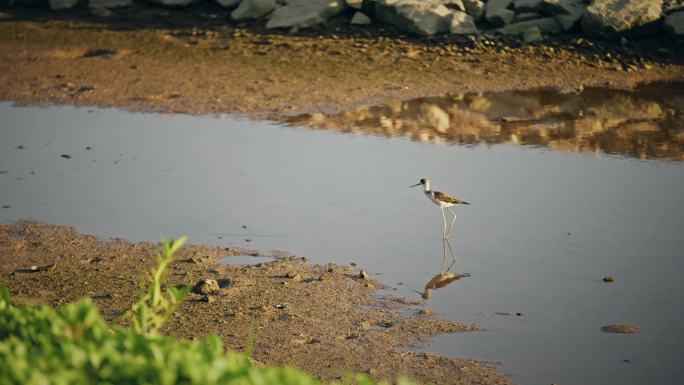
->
left=10, top=0, right=684, bottom=40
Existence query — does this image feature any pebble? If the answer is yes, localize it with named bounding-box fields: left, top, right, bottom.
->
left=358, top=270, right=369, bottom=280
left=603, top=276, right=615, bottom=283
left=193, top=279, right=220, bottom=295
left=285, top=271, right=302, bottom=281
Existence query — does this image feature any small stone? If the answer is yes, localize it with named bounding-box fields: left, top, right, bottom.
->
left=601, top=324, right=639, bottom=334
left=603, top=276, right=615, bottom=283
left=275, top=303, right=287, bottom=309
left=358, top=270, right=369, bottom=280
left=30, top=265, right=38, bottom=271
left=201, top=295, right=217, bottom=303
left=60, top=154, right=72, bottom=159
left=193, top=279, right=220, bottom=295
left=417, top=309, right=435, bottom=316
left=286, top=271, right=302, bottom=281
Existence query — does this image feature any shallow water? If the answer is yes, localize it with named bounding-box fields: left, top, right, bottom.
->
left=1, top=84, right=683, bottom=385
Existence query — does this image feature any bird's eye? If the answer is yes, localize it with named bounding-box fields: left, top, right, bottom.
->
left=420, top=179, right=426, bottom=184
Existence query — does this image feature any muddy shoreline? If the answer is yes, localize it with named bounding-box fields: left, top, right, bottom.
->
left=1, top=5, right=683, bottom=118
left=0, top=221, right=510, bottom=385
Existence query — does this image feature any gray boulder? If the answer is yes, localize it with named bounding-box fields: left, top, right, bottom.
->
left=663, top=0, right=684, bottom=14
left=346, top=0, right=364, bottom=9
left=496, top=16, right=562, bottom=35
left=49, top=0, right=78, bottom=9
left=90, top=6, right=114, bottom=16
left=9, top=0, right=49, bottom=6
left=266, top=0, right=346, bottom=29
left=581, top=0, right=664, bottom=38
left=232, top=0, right=276, bottom=20
left=215, top=0, right=241, bottom=8
left=90, top=0, right=132, bottom=8
left=373, top=0, right=454, bottom=35
left=485, top=0, right=515, bottom=26
left=664, top=11, right=684, bottom=36
left=443, top=0, right=466, bottom=12
left=541, top=0, right=586, bottom=31
left=450, top=11, right=479, bottom=34
left=523, top=25, right=543, bottom=42
left=462, top=0, right=485, bottom=20
left=145, top=0, right=204, bottom=6
left=513, top=0, right=543, bottom=12
left=514, top=12, right=543, bottom=22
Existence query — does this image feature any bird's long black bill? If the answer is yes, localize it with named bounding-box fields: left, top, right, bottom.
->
left=410, top=183, right=421, bottom=188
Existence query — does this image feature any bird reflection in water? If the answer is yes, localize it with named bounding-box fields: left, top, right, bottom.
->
left=421, top=271, right=470, bottom=300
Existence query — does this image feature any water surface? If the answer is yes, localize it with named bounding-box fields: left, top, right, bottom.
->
left=1, top=85, right=683, bottom=385
left=285, top=82, right=684, bottom=161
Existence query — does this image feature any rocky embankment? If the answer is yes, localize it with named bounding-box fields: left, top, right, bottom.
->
left=9, top=0, right=684, bottom=42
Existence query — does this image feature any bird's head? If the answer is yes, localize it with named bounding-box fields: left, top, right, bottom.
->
left=410, top=178, right=428, bottom=188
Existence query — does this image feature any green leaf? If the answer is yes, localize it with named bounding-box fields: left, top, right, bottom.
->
left=0, top=286, right=9, bottom=310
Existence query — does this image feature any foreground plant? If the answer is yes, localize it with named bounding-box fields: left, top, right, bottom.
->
left=125, top=236, right=191, bottom=336
left=0, top=237, right=418, bottom=385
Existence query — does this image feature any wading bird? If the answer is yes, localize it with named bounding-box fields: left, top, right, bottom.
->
left=411, top=178, right=469, bottom=270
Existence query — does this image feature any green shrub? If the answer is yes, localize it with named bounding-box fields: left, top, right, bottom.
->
left=0, top=287, right=333, bottom=385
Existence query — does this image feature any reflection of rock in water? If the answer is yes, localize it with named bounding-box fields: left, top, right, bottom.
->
left=421, top=272, right=470, bottom=300
left=283, top=83, right=684, bottom=161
